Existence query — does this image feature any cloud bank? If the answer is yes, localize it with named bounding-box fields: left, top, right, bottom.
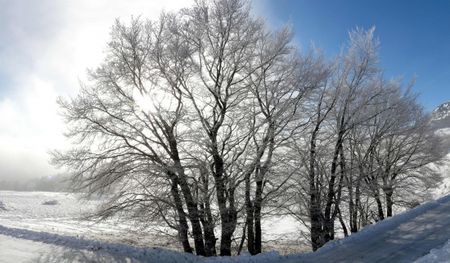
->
left=0, top=0, right=192, bottom=181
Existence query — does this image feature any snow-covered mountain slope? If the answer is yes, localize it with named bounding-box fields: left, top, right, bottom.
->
left=431, top=152, right=450, bottom=198
left=431, top=101, right=450, bottom=129
left=432, top=101, right=450, bottom=120
left=431, top=101, right=450, bottom=198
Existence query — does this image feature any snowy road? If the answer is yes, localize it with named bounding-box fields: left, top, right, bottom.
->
left=289, top=194, right=450, bottom=263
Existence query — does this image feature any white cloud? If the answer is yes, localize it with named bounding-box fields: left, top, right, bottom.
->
left=0, top=0, right=192, bottom=181
left=0, top=75, right=65, bottom=180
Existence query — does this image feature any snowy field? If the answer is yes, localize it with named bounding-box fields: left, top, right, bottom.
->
left=0, top=191, right=177, bottom=249
left=2, top=191, right=450, bottom=262
left=0, top=191, right=302, bottom=254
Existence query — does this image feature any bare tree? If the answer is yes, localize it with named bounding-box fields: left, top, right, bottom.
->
left=52, top=14, right=211, bottom=255
left=52, top=0, right=316, bottom=256
left=368, top=89, right=444, bottom=218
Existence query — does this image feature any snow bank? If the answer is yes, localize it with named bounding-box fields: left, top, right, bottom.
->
left=414, top=239, right=450, bottom=263
left=312, top=194, right=450, bottom=255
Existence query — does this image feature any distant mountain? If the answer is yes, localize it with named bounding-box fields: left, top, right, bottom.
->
left=431, top=102, right=450, bottom=202
left=431, top=101, right=450, bottom=129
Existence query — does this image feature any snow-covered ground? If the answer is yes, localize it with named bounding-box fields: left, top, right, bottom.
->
left=0, top=234, right=139, bottom=263
left=3, top=191, right=450, bottom=262
left=0, top=190, right=206, bottom=253
left=0, top=227, right=201, bottom=263
left=414, top=239, right=450, bottom=263
left=284, top=194, right=450, bottom=262
left=0, top=191, right=301, bottom=259
left=0, top=191, right=165, bottom=247
left=0, top=225, right=295, bottom=262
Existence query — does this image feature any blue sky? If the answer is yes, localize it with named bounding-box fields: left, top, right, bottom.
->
left=256, top=0, right=450, bottom=110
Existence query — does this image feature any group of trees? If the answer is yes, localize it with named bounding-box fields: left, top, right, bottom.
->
left=284, top=28, right=444, bottom=250
left=52, top=0, right=446, bottom=256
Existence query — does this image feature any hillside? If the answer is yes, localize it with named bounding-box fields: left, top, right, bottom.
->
left=431, top=100, right=450, bottom=199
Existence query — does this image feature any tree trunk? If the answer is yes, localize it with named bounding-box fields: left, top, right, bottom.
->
left=323, top=218, right=334, bottom=243
left=200, top=208, right=217, bottom=256
left=199, top=166, right=217, bottom=256
left=169, top=175, right=193, bottom=254
left=310, top=200, right=323, bottom=251
left=254, top=179, right=263, bottom=254
left=323, top=134, right=344, bottom=243
left=348, top=154, right=360, bottom=233
left=220, top=211, right=237, bottom=256
left=245, top=174, right=256, bottom=255
left=212, top=151, right=237, bottom=256
left=385, top=187, right=394, bottom=217
left=238, top=222, right=247, bottom=255
left=167, top=133, right=206, bottom=256
left=309, top=125, right=323, bottom=251
left=347, top=174, right=356, bottom=233
left=351, top=177, right=361, bottom=233
left=169, top=170, right=206, bottom=255
left=374, top=190, right=385, bottom=221
left=337, top=206, right=348, bottom=237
